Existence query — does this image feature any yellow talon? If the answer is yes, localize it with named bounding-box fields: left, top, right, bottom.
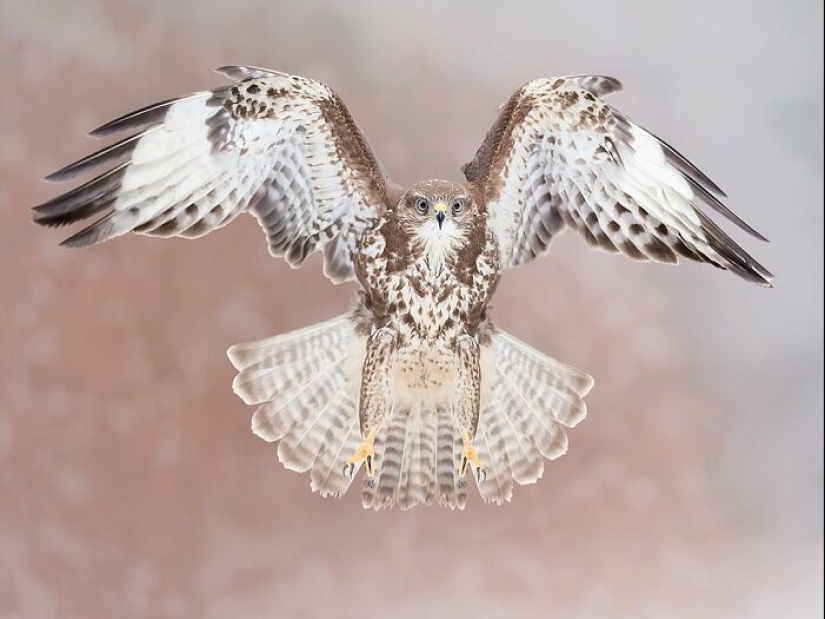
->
left=343, top=430, right=377, bottom=479
left=460, top=436, right=485, bottom=482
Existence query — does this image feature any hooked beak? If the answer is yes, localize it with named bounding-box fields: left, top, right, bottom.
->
left=434, top=202, right=448, bottom=229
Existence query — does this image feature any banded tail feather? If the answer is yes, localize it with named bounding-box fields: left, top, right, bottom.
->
left=228, top=315, right=593, bottom=509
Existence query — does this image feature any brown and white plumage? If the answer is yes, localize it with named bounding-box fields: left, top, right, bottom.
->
left=463, top=76, right=772, bottom=285
left=34, top=65, right=389, bottom=282
left=34, top=66, right=770, bottom=510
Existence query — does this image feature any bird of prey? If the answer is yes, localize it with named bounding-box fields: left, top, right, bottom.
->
left=34, top=66, right=771, bottom=510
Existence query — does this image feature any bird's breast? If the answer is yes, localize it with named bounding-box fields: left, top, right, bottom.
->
left=389, top=261, right=469, bottom=342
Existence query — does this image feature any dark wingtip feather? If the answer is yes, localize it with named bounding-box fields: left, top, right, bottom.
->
left=32, top=200, right=111, bottom=228
left=697, top=211, right=773, bottom=287
left=43, top=128, right=154, bottom=183
left=44, top=161, right=89, bottom=183
left=32, top=163, right=125, bottom=227
left=88, top=98, right=179, bottom=138
left=718, top=257, right=774, bottom=287
left=686, top=177, right=769, bottom=242
left=43, top=169, right=75, bottom=184
left=58, top=213, right=118, bottom=248
left=632, top=122, right=769, bottom=243
left=627, top=119, right=728, bottom=199
left=656, top=134, right=727, bottom=198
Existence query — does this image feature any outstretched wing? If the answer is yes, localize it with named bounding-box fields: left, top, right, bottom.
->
left=33, top=66, right=390, bottom=282
left=463, top=76, right=772, bottom=286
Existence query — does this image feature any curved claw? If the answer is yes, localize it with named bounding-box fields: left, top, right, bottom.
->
left=343, top=439, right=375, bottom=479
left=461, top=455, right=487, bottom=484
left=460, top=442, right=484, bottom=481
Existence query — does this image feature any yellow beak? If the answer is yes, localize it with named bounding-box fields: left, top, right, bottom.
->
left=433, top=202, right=447, bottom=229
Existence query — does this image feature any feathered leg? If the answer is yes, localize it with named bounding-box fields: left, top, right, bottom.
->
left=344, top=327, right=396, bottom=479
left=454, top=334, right=485, bottom=482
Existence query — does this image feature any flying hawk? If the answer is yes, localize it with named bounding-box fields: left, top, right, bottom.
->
left=34, top=66, right=771, bottom=510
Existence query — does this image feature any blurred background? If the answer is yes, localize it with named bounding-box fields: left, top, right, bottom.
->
left=1, top=1, right=822, bottom=617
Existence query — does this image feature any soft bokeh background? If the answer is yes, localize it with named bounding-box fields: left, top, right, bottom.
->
left=1, top=1, right=822, bottom=617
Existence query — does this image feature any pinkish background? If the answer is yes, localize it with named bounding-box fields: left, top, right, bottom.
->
left=1, top=1, right=822, bottom=618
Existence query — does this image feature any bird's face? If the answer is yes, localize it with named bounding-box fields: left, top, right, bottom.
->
left=397, top=180, right=479, bottom=268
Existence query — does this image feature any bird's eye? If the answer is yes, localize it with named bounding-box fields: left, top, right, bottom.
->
left=415, top=198, right=429, bottom=214
left=451, top=200, right=465, bottom=215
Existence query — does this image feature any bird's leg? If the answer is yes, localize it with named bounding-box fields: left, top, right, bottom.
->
left=343, top=327, right=397, bottom=480
left=454, top=335, right=485, bottom=483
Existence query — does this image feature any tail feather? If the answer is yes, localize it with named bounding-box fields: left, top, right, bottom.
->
left=498, top=359, right=587, bottom=428
left=394, top=409, right=417, bottom=506
left=277, top=367, right=348, bottom=472
left=251, top=361, right=345, bottom=442
left=228, top=317, right=593, bottom=509
left=310, top=398, right=361, bottom=497
left=493, top=331, right=592, bottom=427
left=496, top=375, right=569, bottom=461
left=365, top=407, right=412, bottom=510
left=228, top=316, right=352, bottom=368
left=399, top=404, right=436, bottom=509
left=474, top=421, right=515, bottom=504
left=394, top=408, right=419, bottom=510
left=228, top=317, right=355, bottom=443
left=233, top=350, right=346, bottom=406
left=489, top=391, right=545, bottom=485
left=229, top=316, right=352, bottom=406
left=437, top=406, right=468, bottom=509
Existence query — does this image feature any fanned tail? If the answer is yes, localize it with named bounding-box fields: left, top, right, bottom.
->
left=228, top=317, right=593, bottom=509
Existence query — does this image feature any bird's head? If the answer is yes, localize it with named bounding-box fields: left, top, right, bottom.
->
left=395, top=180, right=481, bottom=267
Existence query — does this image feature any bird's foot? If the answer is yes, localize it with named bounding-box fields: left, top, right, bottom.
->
left=460, top=441, right=486, bottom=483
left=343, top=440, right=375, bottom=480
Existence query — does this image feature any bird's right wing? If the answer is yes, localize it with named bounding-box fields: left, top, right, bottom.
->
left=33, top=66, right=390, bottom=283
left=463, top=76, right=772, bottom=286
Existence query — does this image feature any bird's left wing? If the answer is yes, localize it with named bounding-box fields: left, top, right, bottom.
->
left=33, top=66, right=390, bottom=282
left=463, top=76, right=772, bottom=286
